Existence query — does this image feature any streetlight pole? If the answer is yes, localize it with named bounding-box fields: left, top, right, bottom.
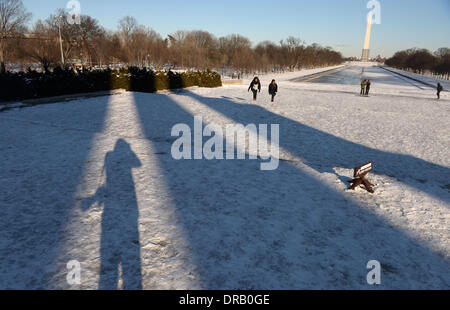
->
left=58, top=16, right=65, bottom=69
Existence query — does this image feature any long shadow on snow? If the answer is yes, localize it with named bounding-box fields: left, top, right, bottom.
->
left=82, top=139, right=143, bottom=289
left=0, top=96, right=109, bottom=289
left=133, top=91, right=449, bottom=289
left=180, top=90, right=450, bottom=204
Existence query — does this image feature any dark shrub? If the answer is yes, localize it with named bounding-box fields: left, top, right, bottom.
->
left=0, top=68, right=222, bottom=102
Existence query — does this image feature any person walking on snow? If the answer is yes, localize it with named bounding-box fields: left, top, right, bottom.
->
left=269, top=79, right=278, bottom=102
left=248, top=77, right=261, bottom=101
left=360, top=79, right=367, bottom=96
left=437, top=83, right=443, bottom=99
left=365, top=80, right=371, bottom=96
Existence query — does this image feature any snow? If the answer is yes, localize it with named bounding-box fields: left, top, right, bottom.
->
left=243, top=64, right=346, bottom=83
left=0, top=102, right=27, bottom=112
left=221, top=64, right=346, bottom=82
left=384, top=66, right=450, bottom=90
left=0, top=64, right=449, bottom=289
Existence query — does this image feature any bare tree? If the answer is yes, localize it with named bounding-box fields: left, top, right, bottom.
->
left=386, top=47, right=450, bottom=80
left=0, top=0, right=31, bottom=73
left=434, top=48, right=450, bottom=59
left=116, top=17, right=167, bottom=68
left=45, top=10, right=105, bottom=69
left=3, top=2, right=344, bottom=74
left=46, top=9, right=79, bottom=67
left=20, top=20, right=59, bottom=71
left=118, top=16, right=137, bottom=65
left=218, top=34, right=254, bottom=74
left=77, top=15, right=105, bottom=68
left=118, top=16, right=137, bottom=43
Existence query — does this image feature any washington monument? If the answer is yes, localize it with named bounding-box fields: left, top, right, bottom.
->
left=362, top=11, right=373, bottom=61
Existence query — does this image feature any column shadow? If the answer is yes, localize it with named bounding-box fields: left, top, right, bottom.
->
left=180, top=90, right=450, bottom=204
left=0, top=95, right=109, bottom=289
left=131, top=91, right=449, bottom=289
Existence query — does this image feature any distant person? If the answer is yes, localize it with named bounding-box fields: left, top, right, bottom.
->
left=360, top=79, right=367, bottom=96
left=248, top=77, right=261, bottom=101
left=268, top=79, right=278, bottom=102
left=437, top=83, right=443, bottom=99
left=365, top=80, right=371, bottom=96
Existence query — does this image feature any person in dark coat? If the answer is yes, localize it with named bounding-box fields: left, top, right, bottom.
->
left=248, top=77, right=261, bottom=101
left=268, top=79, right=278, bottom=102
left=365, top=80, right=371, bottom=96
left=437, top=83, right=443, bottom=99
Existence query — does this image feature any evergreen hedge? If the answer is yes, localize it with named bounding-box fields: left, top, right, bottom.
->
left=0, top=67, right=222, bottom=102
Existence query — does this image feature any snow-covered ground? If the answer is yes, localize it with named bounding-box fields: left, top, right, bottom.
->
left=242, top=64, right=346, bottom=83
left=221, top=64, right=346, bottom=81
left=382, top=66, right=450, bottom=90
left=0, top=64, right=449, bottom=290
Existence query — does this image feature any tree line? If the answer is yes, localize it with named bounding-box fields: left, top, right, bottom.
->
left=385, top=48, right=450, bottom=80
left=1, top=0, right=343, bottom=75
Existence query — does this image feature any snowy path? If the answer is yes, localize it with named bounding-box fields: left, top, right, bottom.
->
left=0, top=64, right=449, bottom=289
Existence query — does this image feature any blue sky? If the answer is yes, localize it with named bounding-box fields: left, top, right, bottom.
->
left=22, top=0, right=450, bottom=57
